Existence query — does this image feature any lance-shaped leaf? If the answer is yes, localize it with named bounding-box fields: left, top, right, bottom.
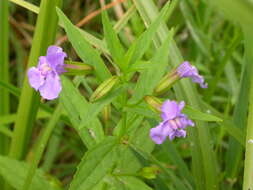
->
left=102, top=10, right=126, bottom=71
left=60, top=76, right=104, bottom=148
left=128, top=30, right=174, bottom=104
left=124, top=1, right=171, bottom=67
left=90, top=76, right=119, bottom=102
left=57, top=8, right=111, bottom=82
left=0, top=156, right=62, bottom=190
left=183, top=105, right=223, bottom=122
left=69, top=137, right=118, bottom=190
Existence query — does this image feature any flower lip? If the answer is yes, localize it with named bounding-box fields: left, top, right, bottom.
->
left=150, top=123, right=167, bottom=144
left=161, top=100, right=185, bottom=121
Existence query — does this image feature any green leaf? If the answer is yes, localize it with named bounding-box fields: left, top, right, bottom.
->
left=57, top=8, right=111, bottom=82
left=9, top=0, right=39, bottom=14
left=0, top=80, right=70, bottom=125
left=201, top=100, right=245, bottom=146
left=78, top=29, right=109, bottom=55
left=125, top=102, right=159, bottom=120
left=126, top=60, right=155, bottom=73
left=0, top=80, right=20, bottom=97
left=69, top=137, right=118, bottom=190
left=163, top=142, right=195, bottom=186
left=114, top=114, right=154, bottom=175
left=183, top=106, right=223, bottom=122
left=0, top=110, right=50, bottom=125
left=60, top=76, right=104, bottom=148
left=117, top=176, right=153, bottom=190
left=130, top=145, right=189, bottom=190
left=128, top=30, right=174, bottom=104
left=209, top=0, right=253, bottom=27
left=102, top=11, right=126, bottom=71
left=0, top=155, right=62, bottom=190
left=77, top=5, right=136, bottom=56
left=124, top=1, right=172, bottom=67
left=180, top=1, right=210, bottom=57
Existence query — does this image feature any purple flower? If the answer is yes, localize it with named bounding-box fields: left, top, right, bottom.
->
left=150, top=100, right=194, bottom=144
left=28, top=46, right=67, bottom=100
left=176, top=61, right=208, bottom=88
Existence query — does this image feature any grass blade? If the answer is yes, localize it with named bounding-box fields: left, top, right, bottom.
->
left=22, top=105, right=62, bottom=190
left=133, top=1, right=219, bottom=189
left=102, top=10, right=126, bottom=71
left=0, top=3, right=10, bottom=187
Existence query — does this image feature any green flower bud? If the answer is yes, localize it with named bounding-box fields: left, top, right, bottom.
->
left=144, top=95, right=162, bottom=112
left=138, top=166, right=160, bottom=179
left=64, top=60, right=93, bottom=75
left=90, top=76, right=119, bottom=102
left=154, top=69, right=179, bottom=95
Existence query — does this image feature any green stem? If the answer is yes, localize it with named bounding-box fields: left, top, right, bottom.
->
left=242, top=26, right=253, bottom=190
left=0, top=0, right=10, bottom=187
left=9, top=0, right=62, bottom=160
left=0, top=0, right=10, bottom=150
left=22, top=105, right=62, bottom=190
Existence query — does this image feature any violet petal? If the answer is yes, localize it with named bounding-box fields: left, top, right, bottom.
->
left=27, top=67, right=45, bottom=91
left=150, top=123, right=167, bottom=144
left=46, top=45, right=67, bottom=73
left=39, top=72, right=62, bottom=100
left=161, top=100, right=179, bottom=121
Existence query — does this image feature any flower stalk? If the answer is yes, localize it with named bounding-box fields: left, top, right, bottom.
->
left=144, top=95, right=162, bottom=112
left=242, top=26, right=253, bottom=190
left=0, top=0, right=10, bottom=154
left=0, top=0, right=10, bottom=187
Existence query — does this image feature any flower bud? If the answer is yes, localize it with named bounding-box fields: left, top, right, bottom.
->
left=144, top=95, right=162, bottom=112
left=138, top=166, right=160, bottom=179
left=64, top=60, right=93, bottom=75
left=154, top=69, right=179, bottom=95
left=90, top=76, right=119, bottom=102
left=154, top=61, right=208, bottom=95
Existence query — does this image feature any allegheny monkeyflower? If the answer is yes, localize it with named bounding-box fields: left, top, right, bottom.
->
left=150, top=100, right=194, bottom=144
left=154, top=61, right=207, bottom=94
left=28, top=46, right=67, bottom=100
